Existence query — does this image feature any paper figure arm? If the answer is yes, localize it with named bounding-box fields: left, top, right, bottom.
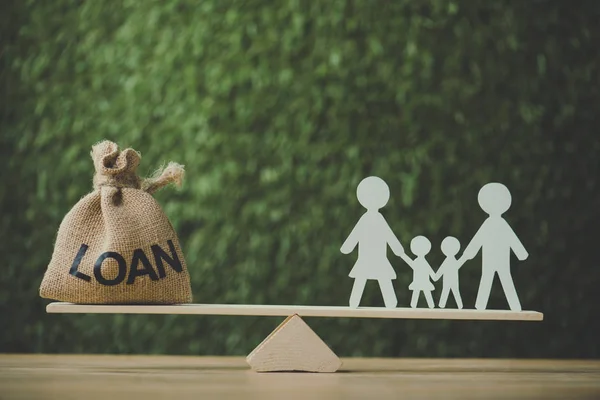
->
left=399, top=253, right=415, bottom=269
left=456, top=256, right=468, bottom=269
left=425, top=259, right=437, bottom=280
left=462, top=223, right=485, bottom=260
left=432, top=262, right=445, bottom=281
left=383, top=219, right=405, bottom=256
left=340, top=219, right=362, bottom=254
left=506, top=222, right=528, bottom=261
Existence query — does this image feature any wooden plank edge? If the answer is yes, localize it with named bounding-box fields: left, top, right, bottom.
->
left=46, top=303, right=544, bottom=321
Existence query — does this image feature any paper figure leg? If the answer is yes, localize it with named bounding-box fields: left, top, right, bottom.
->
left=439, top=287, right=450, bottom=308
left=378, top=280, right=398, bottom=308
left=475, top=270, right=495, bottom=310
left=410, top=291, right=419, bottom=308
left=349, top=279, right=367, bottom=308
left=497, top=269, right=522, bottom=311
left=452, top=286, right=463, bottom=309
left=424, top=291, right=435, bottom=309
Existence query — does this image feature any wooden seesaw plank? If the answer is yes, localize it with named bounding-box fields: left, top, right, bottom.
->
left=46, top=303, right=543, bottom=321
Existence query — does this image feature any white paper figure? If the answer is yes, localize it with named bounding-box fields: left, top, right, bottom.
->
left=400, top=236, right=436, bottom=309
left=433, top=236, right=465, bottom=309
left=461, top=183, right=529, bottom=311
left=341, top=176, right=404, bottom=309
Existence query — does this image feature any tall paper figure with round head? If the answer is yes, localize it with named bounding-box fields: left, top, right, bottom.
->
left=461, top=183, right=529, bottom=311
left=340, top=176, right=404, bottom=308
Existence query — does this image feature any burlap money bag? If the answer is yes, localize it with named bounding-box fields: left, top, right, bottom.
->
left=40, top=140, right=193, bottom=304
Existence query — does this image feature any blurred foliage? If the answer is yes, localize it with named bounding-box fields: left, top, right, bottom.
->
left=1, top=0, right=599, bottom=358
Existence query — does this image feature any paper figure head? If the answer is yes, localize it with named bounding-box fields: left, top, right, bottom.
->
left=410, top=235, right=431, bottom=256
left=356, top=176, right=390, bottom=211
left=478, top=182, right=512, bottom=216
left=441, top=236, right=460, bottom=256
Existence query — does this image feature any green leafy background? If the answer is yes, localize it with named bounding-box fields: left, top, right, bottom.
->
left=1, top=0, right=598, bottom=358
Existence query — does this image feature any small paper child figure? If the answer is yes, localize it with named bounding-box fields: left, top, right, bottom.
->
left=433, top=236, right=465, bottom=309
left=341, top=176, right=404, bottom=309
left=400, top=236, right=436, bottom=308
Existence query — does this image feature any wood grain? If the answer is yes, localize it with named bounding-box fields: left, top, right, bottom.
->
left=46, top=302, right=544, bottom=321
left=0, top=355, right=598, bottom=400
left=246, top=315, right=342, bottom=372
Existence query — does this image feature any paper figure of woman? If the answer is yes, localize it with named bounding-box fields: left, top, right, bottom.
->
left=341, top=177, right=404, bottom=308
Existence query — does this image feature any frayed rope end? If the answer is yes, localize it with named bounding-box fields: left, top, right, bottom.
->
left=143, top=162, right=185, bottom=194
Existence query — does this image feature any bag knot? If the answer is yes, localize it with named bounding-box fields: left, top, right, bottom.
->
left=92, top=141, right=142, bottom=190
left=91, top=140, right=185, bottom=196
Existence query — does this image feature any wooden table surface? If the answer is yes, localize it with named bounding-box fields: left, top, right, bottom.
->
left=1, top=355, right=599, bottom=400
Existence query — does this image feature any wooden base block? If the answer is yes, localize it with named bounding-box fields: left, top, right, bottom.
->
left=246, top=314, right=342, bottom=373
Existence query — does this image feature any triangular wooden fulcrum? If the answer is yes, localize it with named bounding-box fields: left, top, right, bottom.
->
left=246, top=314, right=342, bottom=372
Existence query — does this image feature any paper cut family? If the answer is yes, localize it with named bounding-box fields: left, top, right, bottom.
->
left=341, top=177, right=528, bottom=311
